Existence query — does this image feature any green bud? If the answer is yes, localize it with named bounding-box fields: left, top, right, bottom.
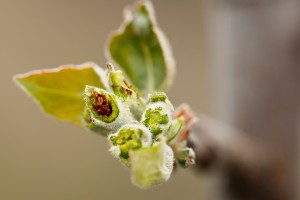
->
left=147, top=92, right=174, bottom=109
left=83, top=85, right=134, bottom=135
left=106, top=63, right=135, bottom=98
left=148, top=92, right=167, bottom=103
left=174, top=147, right=195, bottom=168
left=165, top=117, right=184, bottom=143
left=106, top=63, right=146, bottom=121
left=141, top=93, right=173, bottom=137
left=84, top=85, right=119, bottom=123
left=108, top=124, right=152, bottom=160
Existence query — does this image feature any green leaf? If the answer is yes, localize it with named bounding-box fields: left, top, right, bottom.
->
left=14, top=63, right=106, bottom=125
left=130, top=136, right=174, bottom=189
left=106, top=0, right=175, bottom=95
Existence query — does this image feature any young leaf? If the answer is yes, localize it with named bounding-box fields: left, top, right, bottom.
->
left=106, top=0, right=175, bottom=95
left=14, top=63, right=106, bottom=125
left=130, top=136, right=174, bottom=189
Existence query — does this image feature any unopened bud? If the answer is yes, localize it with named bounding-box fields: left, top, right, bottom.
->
left=83, top=85, right=134, bottom=135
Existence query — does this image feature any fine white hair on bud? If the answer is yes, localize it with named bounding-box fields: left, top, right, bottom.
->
left=147, top=92, right=174, bottom=110
left=83, top=85, right=135, bottom=135
left=130, top=136, right=174, bottom=189
left=141, top=92, right=174, bottom=137
left=106, top=63, right=146, bottom=121
left=108, top=124, right=152, bottom=161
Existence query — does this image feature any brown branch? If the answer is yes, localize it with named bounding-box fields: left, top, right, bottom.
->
left=188, top=115, right=290, bottom=200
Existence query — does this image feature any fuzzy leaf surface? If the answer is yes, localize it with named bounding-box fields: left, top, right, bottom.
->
left=15, top=63, right=105, bottom=125
left=106, top=1, right=175, bottom=95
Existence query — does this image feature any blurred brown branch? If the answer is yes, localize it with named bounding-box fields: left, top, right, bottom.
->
left=188, top=115, right=289, bottom=200
left=198, top=0, right=300, bottom=199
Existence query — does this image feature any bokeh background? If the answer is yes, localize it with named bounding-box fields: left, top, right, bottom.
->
left=1, top=0, right=299, bottom=200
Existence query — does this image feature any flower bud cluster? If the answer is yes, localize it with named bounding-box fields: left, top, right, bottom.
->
left=83, top=64, right=195, bottom=188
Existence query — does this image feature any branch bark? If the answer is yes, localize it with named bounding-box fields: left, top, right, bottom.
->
left=188, top=115, right=290, bottom=200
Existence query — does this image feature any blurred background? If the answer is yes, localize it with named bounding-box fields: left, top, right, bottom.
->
left=0, top=0, right=299, bottom=200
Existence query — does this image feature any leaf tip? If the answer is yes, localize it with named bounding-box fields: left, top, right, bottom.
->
left=13, top=72, right=26, bottom=84
left=12, top=72, right=32, bottom=95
